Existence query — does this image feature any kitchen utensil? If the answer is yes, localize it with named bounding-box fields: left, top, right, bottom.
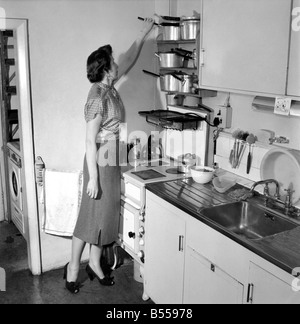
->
left=246, top=133, right=256, bottom=174
left=176, top=71, right=198, bottom=93
left=230, top=129, right=240, bottom=168
left=166, top=93, right=185, bottom=106
left=233, top=130, right=246, bottom=168
left=155, top=50, right=185, bottom=68
left=142, top=70, right=182, bottom=92
left=190, top=166, right=215, bottom=184
left=183, top=95, right=200, bottom=107
left=236, top=131, right=249, bottom=168
left=180, top=16, right=200, bottom=40
left=160, top=22, right=181, bottom=41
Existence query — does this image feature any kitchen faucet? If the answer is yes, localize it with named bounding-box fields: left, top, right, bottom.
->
left=250, top=179, right=281, bottom=200
left=250, top=179, right=299, bottom=217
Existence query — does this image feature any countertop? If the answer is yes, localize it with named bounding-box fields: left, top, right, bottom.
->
left=146, top=178, right=300, bottom=277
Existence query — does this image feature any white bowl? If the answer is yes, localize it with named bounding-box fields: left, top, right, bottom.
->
left=190, top=166, right=215, bottom=184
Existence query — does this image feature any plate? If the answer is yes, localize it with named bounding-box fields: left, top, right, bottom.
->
left=260, top=147, right=300, bottom=205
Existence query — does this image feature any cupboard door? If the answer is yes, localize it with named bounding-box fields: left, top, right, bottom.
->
left=200, top=0, right=291, bottom=95
left=184, top=246, right=244, bottom=304
left=248, top=262, right=300, bottom=304
left=287, top=0, right=300, bottom=96
left=145, top=194, right=186, bottom=304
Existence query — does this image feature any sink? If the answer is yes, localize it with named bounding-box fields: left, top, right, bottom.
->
left=200, top=201, right=298, bottom=240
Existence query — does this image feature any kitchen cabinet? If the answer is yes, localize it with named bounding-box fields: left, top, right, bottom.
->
left=199, top=0, right=292, bottom=96
left=145, top=191, right=187, bottom=304
left=247, top=262, right=300, bottom=304
left=184, top=246, right=244, bottom=304
left=145, top=190, right=300, bottom=304
left=287, top=0, right=300, bottom=97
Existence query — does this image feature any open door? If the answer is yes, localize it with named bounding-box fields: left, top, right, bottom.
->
left=0, top=18, right=42, bottom=275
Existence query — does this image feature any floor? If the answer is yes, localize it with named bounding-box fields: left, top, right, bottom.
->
left=0, top=221, right=154, bottom=304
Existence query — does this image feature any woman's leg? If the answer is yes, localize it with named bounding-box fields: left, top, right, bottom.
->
left=68, top=236, right=86, bottom=282
left=89, top=244, right=105, bottom=279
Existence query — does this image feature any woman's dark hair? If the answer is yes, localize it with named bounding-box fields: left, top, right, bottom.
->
left=87, top=44, right=112, bottom=83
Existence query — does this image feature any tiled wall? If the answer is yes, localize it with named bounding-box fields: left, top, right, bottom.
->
left=215, top=132, right=300, bottom=209
left=215, top=132, right=269, bottom=182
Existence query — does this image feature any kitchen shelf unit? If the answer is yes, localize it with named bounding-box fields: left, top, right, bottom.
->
left=156, top=37, right=217, bottom=101
left=0, top=29, right=19, bottom=144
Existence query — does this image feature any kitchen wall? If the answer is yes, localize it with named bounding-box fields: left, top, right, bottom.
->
left=1, top=0, right=172, bottom=271
left=1, top=0, right=162, bottom=171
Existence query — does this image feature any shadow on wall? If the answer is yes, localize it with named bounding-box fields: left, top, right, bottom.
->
left=116, top=38, right=162, bottom=130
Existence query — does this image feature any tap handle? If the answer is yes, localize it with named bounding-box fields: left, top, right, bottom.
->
left=284, top=188, right=294, bottom=201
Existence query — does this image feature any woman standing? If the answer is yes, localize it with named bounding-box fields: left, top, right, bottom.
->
left=63, top=18, right=155, bottom=294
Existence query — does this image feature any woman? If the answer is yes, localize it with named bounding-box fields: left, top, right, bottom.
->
left=63, top=18, right=154, bottom=294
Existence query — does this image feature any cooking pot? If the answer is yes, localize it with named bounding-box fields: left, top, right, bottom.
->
left=160, top=22, right=181, bottom=41
left=183, top=95, right=201, bottom=107
left=177, top=72, right=198, bottom=93
left=166, top=93, right=185, bottom=106
left=155, top=50, right=185, bottom=68
left=143, top=70, right=182, bottom=92
left=180, top=16, right=200, bottom=40
left=143, top=70, right=198, bottom=93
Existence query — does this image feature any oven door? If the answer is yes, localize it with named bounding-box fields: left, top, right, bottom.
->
left=119, top=200, right=140, bottom=254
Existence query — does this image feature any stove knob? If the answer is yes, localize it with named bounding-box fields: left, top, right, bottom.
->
left=139, top=226, right=145, bottom=235
left=139, top=215, right=145, bottom=221
left=138, top=250, right=145, bottom=260
left=128, top=231, right=136, bottom=239
left=139, top=239, right=145, bottom=246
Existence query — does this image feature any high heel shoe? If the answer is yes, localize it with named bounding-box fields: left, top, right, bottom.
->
left=63, top=263, right=81, bottom=294
left=86, top=264, right=115, bottom=286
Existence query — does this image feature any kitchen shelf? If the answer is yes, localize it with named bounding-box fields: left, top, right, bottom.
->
left=157, top=39, right=196, bottom=44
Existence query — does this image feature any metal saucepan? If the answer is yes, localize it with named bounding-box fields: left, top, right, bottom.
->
left=180, top=16, right=200, bottom=40
left=176, top=71, right=198, bottom=93
left=166, top=93, right=185, bottom=106
left=143, top=70, right=183, bottom=92
left=155, top=50, right=185, bottom=68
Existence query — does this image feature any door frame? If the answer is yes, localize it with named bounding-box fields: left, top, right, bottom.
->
left=1, top=18, right=42, bottom=275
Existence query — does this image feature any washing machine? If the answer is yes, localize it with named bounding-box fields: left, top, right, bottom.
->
left=7, top=144, right=25, bottom=234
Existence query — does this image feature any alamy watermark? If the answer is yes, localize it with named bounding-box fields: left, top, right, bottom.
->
left=0, top=7, right=6, bottom=30
left=0, top=267, right=6, bottom=292
left=292, top=7, right=300, bottom=32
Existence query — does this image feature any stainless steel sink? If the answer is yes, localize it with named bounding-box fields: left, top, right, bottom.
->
left=200, top=201, right=298, bottom=240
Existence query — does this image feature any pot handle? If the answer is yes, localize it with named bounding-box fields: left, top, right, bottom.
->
left=154, top=53, right=161, bottom=61
left=170, top=72, right=184, bottom=82
left=142, top=70, right=160, bottom=78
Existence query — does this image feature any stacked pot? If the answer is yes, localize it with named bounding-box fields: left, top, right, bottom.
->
left=158, top=15, right=200, bottom=41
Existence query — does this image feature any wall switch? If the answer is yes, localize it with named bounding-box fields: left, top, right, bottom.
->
left=274, top=97, right=292, bottom=116
left=216, top=106, right=232, bottom=128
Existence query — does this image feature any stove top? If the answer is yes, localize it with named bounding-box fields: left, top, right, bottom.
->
left=123, top=158, right=189, bottom=185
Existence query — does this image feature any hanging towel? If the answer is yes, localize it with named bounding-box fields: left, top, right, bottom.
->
left=43, top=169, right=83, bottom=237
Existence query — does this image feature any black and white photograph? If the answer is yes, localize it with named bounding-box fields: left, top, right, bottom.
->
left=0, top=0, right=300, bottom=306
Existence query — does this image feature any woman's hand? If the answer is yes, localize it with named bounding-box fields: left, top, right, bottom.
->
left=87, top=178, right=98, bottom=199
left=140, top=17, right=155, bottom=36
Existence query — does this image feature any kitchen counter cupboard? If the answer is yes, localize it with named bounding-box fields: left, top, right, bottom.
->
left=144, top=186, right=300, bottom=304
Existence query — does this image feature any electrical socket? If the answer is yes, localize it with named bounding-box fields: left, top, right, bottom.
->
left=216, top=106, right=232, bottom=128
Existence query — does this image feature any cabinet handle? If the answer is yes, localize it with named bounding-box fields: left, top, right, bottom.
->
left=178, top=235, right=184, bottom=252
left=247, top=283, right=254, bottom=304
left=200, top=48, right=205, bottom=67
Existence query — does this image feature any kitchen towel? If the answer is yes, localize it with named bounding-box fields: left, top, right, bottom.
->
left=42, top=169, right=83, bottom=237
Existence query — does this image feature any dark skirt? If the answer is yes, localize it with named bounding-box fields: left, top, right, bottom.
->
left=73, top=140, right=121, bottom=246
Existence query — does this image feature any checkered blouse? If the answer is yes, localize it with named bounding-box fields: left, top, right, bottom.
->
left=84, top=82, right=124, bottom=139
